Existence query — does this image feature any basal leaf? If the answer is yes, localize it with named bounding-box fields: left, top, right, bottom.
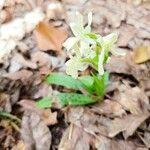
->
left=57, top=93, right=96, bottom=106
left=46, top=73, right=82, bottom=90
left=36, top=97, right=52, bottom=109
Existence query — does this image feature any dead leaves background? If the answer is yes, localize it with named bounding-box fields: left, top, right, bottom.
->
left=0, top=0, right=150, bottom=150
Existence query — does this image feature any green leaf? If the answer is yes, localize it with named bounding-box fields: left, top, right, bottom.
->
left=79, top=76, right=94, bottom=93
left=36, top=97, right=52, bottom=109
left=46, top=73, right=82, bottom=90
left=57, top=93, right=96, bottom=106
left=93, top=72, right=109, bottom=97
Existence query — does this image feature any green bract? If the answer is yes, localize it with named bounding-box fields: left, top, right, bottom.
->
left=63, top=12, right=118, bottom=78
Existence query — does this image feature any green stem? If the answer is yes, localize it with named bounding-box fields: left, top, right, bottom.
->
left=0, top=111, right=21, bottom=124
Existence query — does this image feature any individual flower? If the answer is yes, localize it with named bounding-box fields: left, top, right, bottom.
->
left=65, top=56, right=87, bottom=79
left=63, top=11, right=94, bottom=56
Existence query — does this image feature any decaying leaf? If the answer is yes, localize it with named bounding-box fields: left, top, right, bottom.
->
left=12, top=140, right=26, bottom=150
left=0, top=93, right=11, bottom=112
left=21, top=110, right=51, bottom=150
left=91, top=99, right=126, bottom=117
left=106, top=113, right=150, bottom=139
left=0, top=8, right=45, bottom=62
left=19, top=99, right=57, bottom=126
left=132, top=46, right=150, bottom=64
left=34, top=22, right=68, bottom=51
left=114, top=85, right=149, bottom=114
left=58, top=124, right=93, bottom=150
left=2, top=69, right=33, bottom=81
left=105, top=54, right=149, bottom=82
left=66, top=107, right=150, bottom=139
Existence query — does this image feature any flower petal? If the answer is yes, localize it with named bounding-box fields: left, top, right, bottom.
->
left=102, top=33, right=118, bottom=50
left=66, top=57, right=86, bottom=78
left=63, top=37, right=79, bottom=51
left=85, top=12, right=92, bottom=32
left=98, top=49, right=105, bottom=75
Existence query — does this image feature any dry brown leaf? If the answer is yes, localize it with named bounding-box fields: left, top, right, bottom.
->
left=19, top=99, right=57, bottom=126
left=95, top=139, right=136, bottom=150
left=58, top=124, right=93, bottom=150
left=132, top=46, right=150, bottom=64
left=107, top=113, right=150, bottom=139
left=34, top=21, right=68, bottom=51
left=21, top=110, right=51, bottom=150
left=9, top=53, right=37, bottom=73
left=91, top=99, right=126, bottom=117
left=3, top=69, right=33, bottom=81
left=114, top=85, right=149, bottom=114
left=0, top=93, right=11, bottom=112
left=139, top=130, right=150, bottom=148
left=105, top=54, right=149, bottom=82
left=11, top=140, right=26, bottom=150
left=118, top=24, right=136, bottom=47
left=66, top=107, right=150, bottom=139
left=66, top=107, right=108, bottom=137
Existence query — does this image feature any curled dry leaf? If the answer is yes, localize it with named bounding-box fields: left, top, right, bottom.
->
left=21, top=110, right=51, bottom=150
left=34, top=21, right=68, bottom=51
left=114, top=85, right=149, bottom=114
left=132, top=46, right=150, bottom=64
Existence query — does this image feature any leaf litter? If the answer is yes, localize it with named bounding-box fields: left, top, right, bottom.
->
left=0, top=0, right=150, bottom=150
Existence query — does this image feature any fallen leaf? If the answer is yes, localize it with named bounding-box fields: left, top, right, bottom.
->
left=0, top=93, right=11, bottom=112
left=46, top=1, right=65, bottom=20
left=66, top=107, right=150, bottom=139
left=34, top=22, right=68, bottom=51
left=105, top=54, right=149, bottom=82
left=132, top=46, right=150, bottom=64
left=139, top=125, right=150, bottom=148
left=21, top=110, right=51, bottom=150
left=91, top=99, right=126, bottom=117
left=95, top=139, right=136, bottom=150
left=114, top=85, right=149, bottom=114
left=12, top=140, right=26, bottom=150
left=0, top=8, right=45, bottom=62
left=58, top=124, right=93, bottom=150
left=2, top=69, right=33, bottom=81
left=19, top=99, right=57, bottom=126
left=9, top=53, right=37, bottom=73
left=107, top=113, right=150, bottom=139
left=118, top=24, right=136, bottom=47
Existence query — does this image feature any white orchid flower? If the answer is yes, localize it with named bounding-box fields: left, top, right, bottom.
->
left=65, top=56, right=87, bottom=79
left=63, top=12, right=93, bottom=54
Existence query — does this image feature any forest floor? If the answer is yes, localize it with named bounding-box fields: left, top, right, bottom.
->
left=0, top=0, right=150, bottom=150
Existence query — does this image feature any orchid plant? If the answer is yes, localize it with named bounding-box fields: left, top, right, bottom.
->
left=36, top=12, right=121, bottom=108
left=63, top=12, right=117, bottom=79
